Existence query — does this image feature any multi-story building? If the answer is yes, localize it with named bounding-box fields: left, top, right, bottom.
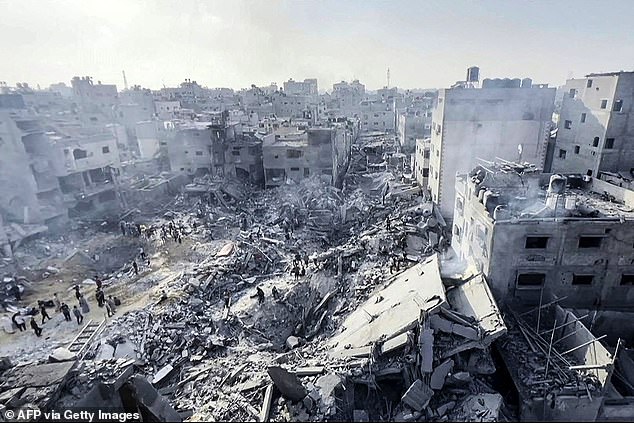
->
left=283, top=78, right=318, bottom=96
left=413, top=138, right=430, bottom=188
left=0, top=101, right=67, bottom=232
left=452, top=161, right=634, bottom=309
left=71, top=76, right=119, bottom=124
left=271, top=92, right=315, bottom=119
left=154, top=100, right=181, bottom=120
left=262, top=126, right=352, bottom=188
left=332, top=80, right=366, bottom=113
left=166, top=122, right=214, bottom=176
left=550, top=71, right=634, bottom=177
left=359, top=100, right=396, bottom=133
left=429, top=81, right=555, bottom=219
left=397, top=111, right=431, bottom=153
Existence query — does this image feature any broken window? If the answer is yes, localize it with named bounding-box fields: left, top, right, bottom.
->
left=517, top=273, right=545, bottom=288
left=613, top=100, right=623, bottom=112
left=304, top=168, right=310, bottom=177
left=605, top=138, right=615, bottom=149
left=422, top=168, right=429, bottom=177
left=620, top=274, right=634, bottom=286
left=525, top=236, right=548, bottom=249
left=578, top=236, right=602, bottom=248
left=572, top=274, right=594, bottom=285
left=558, top=149, right=567, bottom=159
left=564, top=120, right=572, bottom=129
left=600, top=99, right=608, bottom=109
left=423, top=150, right=430, bottom=159
left=196, top=151, right=203, bottom=156
left=587, top=79, right=593, bottom=88
left=593, top=137, right=600, bottom=147
left=580, top=113, right=586, bottom=123
left=231, top=150, right=240, bottom=156
left=290, top=167, right=300, bottom=172
left=453, top=225, right=461, bottom=237
left=73, top=148, right=88, bottom=159
left=102, top=146, right=110, bottom=154
left=568, top=89, right=576, bottom=98
left=574, top=145, right=580, bottom=154
left=455, top=196, right=464, bottom=213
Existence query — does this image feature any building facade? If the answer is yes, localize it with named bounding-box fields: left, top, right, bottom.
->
left=550, top=71, right=634, bottom=177
left=452, top=163, right=634, bottom=309
left=429, top=84, right=555, bottom=219
left=413, top=138, right=430, bottom=188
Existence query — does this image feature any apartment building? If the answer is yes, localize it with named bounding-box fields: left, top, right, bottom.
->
left=550, top=71, right=634, bottom=177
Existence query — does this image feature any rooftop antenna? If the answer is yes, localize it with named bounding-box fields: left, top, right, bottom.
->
left=122, top=70, right=128, bottom=90
left=386, top=67, right=390, bottom=88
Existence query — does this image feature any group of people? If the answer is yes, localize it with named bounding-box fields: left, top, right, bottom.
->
left=290, top=252, right=310, bottom=281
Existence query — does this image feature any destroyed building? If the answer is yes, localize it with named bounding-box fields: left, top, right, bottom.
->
left=413, top=137, right=431, bottom=188
left=428, top=77, right=555, bottom=219
left=262, top=125, right=352, bottom=188
left=550, top=71, right=634, bottom=177
left=452, top=161, right=634, bottom=308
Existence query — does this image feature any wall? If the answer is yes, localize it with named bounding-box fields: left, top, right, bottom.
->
left=167, top=127, right=213, bottom=175
left=52, top=136, right=120, bottom=176
left=135, top=121, right=161, bottom=159
left=430, top=87, right=555, bottom=219
left=414, top=138, right=430, bottom=188
left=154, top=101, right=181, bottom=120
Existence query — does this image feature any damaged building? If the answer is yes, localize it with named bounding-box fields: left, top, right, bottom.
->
left=452, top=161, right=634, bottom=309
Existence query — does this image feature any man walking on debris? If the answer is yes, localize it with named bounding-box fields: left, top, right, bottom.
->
left=12, top=313, right=26, bottom=331
left=94, top=275, right=102, bottom=290
left=74, top=285, right=82, bottom=301
left=106, top=296, right=117, bottom=316
left=120, top=220, right=126, bottom=236
left=73, top=305, right=83, bottom=325
left=61, top=303, right=71, bottom=321
left=256, top=286, right=265, bottom=304
left=39, top=301, right=51, bottom=324
left=30, top=318, right=42, bottom=337
left=272, top=286, right=280, bottom=300
left=96, top=288, right=105, bottom=307
left=79, top=295, right=90, bottom=314
left=132, top=260, right=139, bottom=275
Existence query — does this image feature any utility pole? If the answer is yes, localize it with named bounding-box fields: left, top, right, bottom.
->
left=386, top=67, right=390, bottom=88
left=122, top=70, right=128, bottom=90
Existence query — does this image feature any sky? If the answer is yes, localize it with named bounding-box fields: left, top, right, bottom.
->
left=1, top=0, right=633, bottom=91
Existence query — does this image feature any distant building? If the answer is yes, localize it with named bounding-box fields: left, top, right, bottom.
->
left=413, top=138, right=430, bottom=188
left=452, top=162, right=634, bottom=309
left=550, top=71, right=634, bottom=177
left=397, top=111, right=431, bottom=152
left=262, top=126, right=352, bottom=188
left=429, top=82, right=555, bottom=219
left=154, top=100, right=181, bottom=120
left=71, top=76, right=119, bottom=123
left=166, top=122, right=213, bottom=176
left=283, top=78, right=318, bottom=96
left=359, top=100, right=396, bottom=133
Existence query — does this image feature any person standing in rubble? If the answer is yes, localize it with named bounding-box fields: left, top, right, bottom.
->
left=30, top=318, right=42, bottom=337
left=223, top=290, right=231, bottom=314
left=73, top=305, right=83, bottom=325
left=272, top=286, right=280, bottom=300
left=94, top=275, right=102, bottom=290
left=74, top=285, right=82, bottom=301
left=95, top=288, right=105, bottom=307
left=39, top=301, right=51, bottom=324
left=256, top=286, right=265, bottom=305
left=53, top=293, right=61, bottom=312
left=79, top=295, right=90, bottom=314
left=386, top=216, right=391, bottom=231
left=10, top=284, right=21, bottom=302
left=120, top=220, right=126, bottom=236
left=60, top=303, right=71, bottom=321
left=12, top=312, right=26, bottom=332
left=132, top=260, right=139, bottom=275
left=106, top=296, right=117, bottom=316
left=139, top=247, right=146, bottom=262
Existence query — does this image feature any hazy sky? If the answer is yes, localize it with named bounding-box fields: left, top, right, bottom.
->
left=2, top=0, right=633, bottom=91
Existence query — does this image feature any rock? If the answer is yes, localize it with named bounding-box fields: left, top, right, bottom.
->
left=401, top=379, right=433, bottom=412
left=267, top=366, right=307, bottom=402
left=315, top=373, right=343, bottom=397
left=286, top=336, right=300, bottom=350
left=48, top=347, right=77, bottom=363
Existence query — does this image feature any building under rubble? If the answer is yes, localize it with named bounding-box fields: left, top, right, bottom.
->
left=452, top=161, right=634, bottom=309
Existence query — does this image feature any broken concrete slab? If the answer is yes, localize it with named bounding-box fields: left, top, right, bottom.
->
left=316, top=374, right=343, bottom=398
left=446, top=274, right=507, bottom=346
left=216, top=242, right=235, bottom=257
left=381, top=332, right=410, bottom=355
left=286, top=336, right=300, bottom=350
left=48, top=347, right=76, bottom=363
left=450, top=393, right=502, bottom=422
left=152, top=364, right=174, bottom=385
left=267, top=366, right=307, bottom=402
left=419, top=328, right=434, bottom=373
left=430, top=358, right=454, bottom=390
left=330, top=255, right=446, bottom=351
left=128, top=375, right=182, bottom=422
left=401, top=379, right=433, bottom=412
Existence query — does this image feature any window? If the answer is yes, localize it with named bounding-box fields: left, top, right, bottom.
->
left=102, top=146, right=110, bottom=154
left=525, top=236, right=549, bottom=249
left=574, top=145, right=580, bottom=154
left=304, top=168, right=310, bottom=177
left=587, top=79, right=593, bottom=88
left=613, top=100, right=623, bottom=112
left=600, top=99, right=608, bottom=109
left=422, top=168, right=429, bottom=177
left=423, top=150, right=430, bottom=159
left=578, top=236, right=602, bottom=248
left=605, top=138, right=615, bottom=149
left=231, top=150, right=240, bottom=156
left=564, top=120, right=572, bottom=129
left=572, top=274, right=594, bottom=286
left=453, top=225, right=461, bottom=236
left=517, top=273, right=546, bottom=287
left=290, top=167, right=300, bottom=171
left=580, top=113, right=586, bottom=123
left=456, top=196, right=464, bottom=213
left=195, top=151, right=203, bottom=156
left=559, top=149, right=567, bottom=159
left=620, top=274, right=634, bottom=286
left=593, top=137, right=600, bottom=147
left=569, top=89, right=576, bottom=98
left=434, top=170, right=438, bottom=179
left=73, top=149, right=88, bottom=159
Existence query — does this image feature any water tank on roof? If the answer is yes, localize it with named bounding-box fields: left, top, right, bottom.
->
left=484, top=192, right=500, bottom=214
left=482, top=79, right=492, bottom=88
left=467, top=66, right=480, bottom=82
left=511, top=78, right=521, bottom=88
left=478, top=187, right=487, bottom=203
left=521, top=78, right=533, bottom=88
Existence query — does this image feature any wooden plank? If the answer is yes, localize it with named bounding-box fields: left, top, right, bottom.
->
left=259, top=383, right=273, bottom=422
